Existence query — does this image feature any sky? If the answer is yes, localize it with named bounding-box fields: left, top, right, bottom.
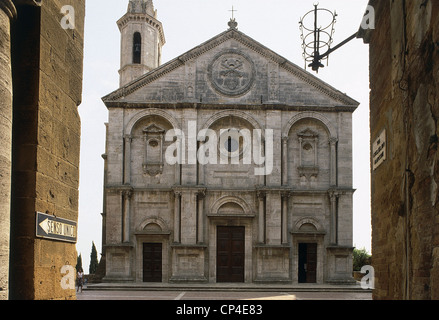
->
left=77, top=0, right=371, bottom=272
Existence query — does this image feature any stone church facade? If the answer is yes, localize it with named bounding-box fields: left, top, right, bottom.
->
left=101, top=0, right=358, bottom=285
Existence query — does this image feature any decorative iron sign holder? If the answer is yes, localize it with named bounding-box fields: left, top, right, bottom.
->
left=299, top=4, right=359, bottom=73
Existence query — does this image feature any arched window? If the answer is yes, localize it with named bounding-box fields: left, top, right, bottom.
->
left=133, top=32, right=141, bottom=64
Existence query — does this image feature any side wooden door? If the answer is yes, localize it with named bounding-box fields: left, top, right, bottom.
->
left=143, top=243, right=162, bottom=282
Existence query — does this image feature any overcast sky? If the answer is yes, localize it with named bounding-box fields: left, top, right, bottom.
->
left=77, top=0, right=371, bottom=271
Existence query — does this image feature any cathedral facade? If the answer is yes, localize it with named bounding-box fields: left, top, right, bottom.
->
left=101, top=0, right=358, bottom=285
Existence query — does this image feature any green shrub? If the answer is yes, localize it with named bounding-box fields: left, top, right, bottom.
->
left=353, top=247, right=371, bottom=271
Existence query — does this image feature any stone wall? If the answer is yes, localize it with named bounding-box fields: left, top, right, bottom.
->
left=8, top=0, right=85, bottom=300
left=366, top=0, right=439, bottom=300
left=0, top=0, right=16, bottom=301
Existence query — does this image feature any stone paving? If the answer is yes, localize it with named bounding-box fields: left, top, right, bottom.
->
left=76, top=289, right=372, bottom=300
left=77, top=282, right=372, bottom=300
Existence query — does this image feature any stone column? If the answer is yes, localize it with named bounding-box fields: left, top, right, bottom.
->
left=177, top=190, right=199, bottom=244
left=197, top=140, right=204, bottom=185
left=196, top=189, right=206, bottom=244
left=122, top=189, right=133, bottom=243
left=257, top=190, right=266, bottom=244
left=173, top=190, right=181, bottom=243
left=329, top=191, right=338, bottom=245
left=314, top=137, right=319, bottom=166
left=329, top=138, right=338, bottom=186
left=123, top=135, right=132, bottom=185
left=281, top=137, right=288, bottom=186
left=281, top=192, right=290, bottom=244
left=0, top=0, right=16, bottom=301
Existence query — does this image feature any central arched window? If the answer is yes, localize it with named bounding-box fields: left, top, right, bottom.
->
left=133, top=32, right=142, bottom=64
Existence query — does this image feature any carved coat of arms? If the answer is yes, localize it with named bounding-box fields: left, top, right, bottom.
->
left=208, top=50, right=255, bottom=96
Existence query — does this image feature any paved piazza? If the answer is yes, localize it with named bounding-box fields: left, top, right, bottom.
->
left=76, top=289, right=372, bottom=300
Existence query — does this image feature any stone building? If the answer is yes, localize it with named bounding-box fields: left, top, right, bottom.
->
left=0, top=0, right=16, bottom=301
left=359, top=0, right=439, bottom=299
left=101, top=0, right=358, bottom=285
left=0, top=0, right=85, bottom=300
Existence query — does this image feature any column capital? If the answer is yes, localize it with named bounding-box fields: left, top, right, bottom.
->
left=328, top=189, right=340, bottom=201
left=329, top=137, right=339, bottom=146
left=256, top=189, right=266, bottom=199
left=195, top=188, right=206, bottom=199
left=281, top=191, right=291, bottom=199
left=122, top=189, right=133, bottom=198
left=172, top=186, right=184, bottom=197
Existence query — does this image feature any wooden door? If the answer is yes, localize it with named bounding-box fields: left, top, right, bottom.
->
left=143, top=243, right=162, bottom=282
left=306, top=243, right=317, bottom=283
left=298, top=243, right=317, bottom=283
left=217, top=226, right=245, bottom=283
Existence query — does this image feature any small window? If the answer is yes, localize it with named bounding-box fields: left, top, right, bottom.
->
left=225, top=137, right=239, bottom=153
left=149, top=139, right=159, bottom=148
left=133, top=32, right=142, bottom=64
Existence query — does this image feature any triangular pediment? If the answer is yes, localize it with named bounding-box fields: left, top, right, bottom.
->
left=143, top=124, right=165, bottom=133
left=102, top=27, right=359, bottom=109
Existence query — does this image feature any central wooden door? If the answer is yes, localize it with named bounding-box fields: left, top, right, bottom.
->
left=217, top=226, right=245, bottom=283
left=298, top=243, right=317, bottom=283
left=143, top=243, right=162, bottom=282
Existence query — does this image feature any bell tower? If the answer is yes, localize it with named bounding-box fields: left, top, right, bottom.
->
left=118, top=0, right=165, bottom=87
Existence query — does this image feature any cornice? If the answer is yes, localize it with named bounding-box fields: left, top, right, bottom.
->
left=103, top=101, right=357, bottom=113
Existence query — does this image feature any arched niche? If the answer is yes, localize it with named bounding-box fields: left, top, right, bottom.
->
left=209, top=196, right=253, bottom=217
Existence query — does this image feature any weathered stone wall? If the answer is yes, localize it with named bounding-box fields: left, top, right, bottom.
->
left=9, top=0, right=85, bottom=300
left=367, top=0, right=439, bottom=300
left=0, top=0, right=16, bottom=301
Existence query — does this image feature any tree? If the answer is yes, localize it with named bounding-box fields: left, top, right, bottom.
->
left=353, top=247, right=371, bottom=271
left=89, top=241, right=99, bottom=274
left=76, top=253, right=83, bottom=271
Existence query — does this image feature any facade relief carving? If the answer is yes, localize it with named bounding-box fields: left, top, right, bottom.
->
left=142, top=124, right=165, bottom=176
left=208, top=50, right=255, bottom=97
left=297, top=128, right=320, bottom=183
